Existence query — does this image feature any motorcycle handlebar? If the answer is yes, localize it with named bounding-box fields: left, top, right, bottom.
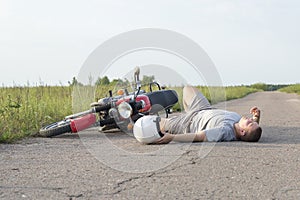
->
left=95, top=100, right=144, bottom=114
left=134, top=100, right=143, bottom=111
left=95, top=104, right=112, bottom=112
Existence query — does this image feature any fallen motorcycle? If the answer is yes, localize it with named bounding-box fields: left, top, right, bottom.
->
left=39, top=69, right=178, bottom=137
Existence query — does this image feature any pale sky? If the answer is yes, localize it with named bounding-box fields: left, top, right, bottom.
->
left=0, top=0, right=299, bottom=86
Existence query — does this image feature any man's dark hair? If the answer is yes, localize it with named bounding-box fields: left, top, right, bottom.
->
left=245, top=126, right=262, bottom=142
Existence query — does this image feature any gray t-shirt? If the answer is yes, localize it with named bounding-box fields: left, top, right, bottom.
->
left=166, top=109, right=241, bottom=142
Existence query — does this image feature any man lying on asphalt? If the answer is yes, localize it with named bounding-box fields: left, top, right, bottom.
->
left=155, top=86, right=262, bottom=144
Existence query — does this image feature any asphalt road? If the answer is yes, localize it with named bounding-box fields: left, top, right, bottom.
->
left=1, top=91, right=300, bottom=199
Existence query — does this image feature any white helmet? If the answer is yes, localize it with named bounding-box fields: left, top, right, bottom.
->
left=133, top=115, right=163, bottom=144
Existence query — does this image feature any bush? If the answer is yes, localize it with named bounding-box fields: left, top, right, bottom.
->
left=279, top=84, right=300, bottom=95
left=251, top=83, right=268, bottom=91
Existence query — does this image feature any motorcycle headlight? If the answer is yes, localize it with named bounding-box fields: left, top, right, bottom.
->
left=118, top=102, right=132, bottom=119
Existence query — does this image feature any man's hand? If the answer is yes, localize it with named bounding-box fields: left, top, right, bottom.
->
left=154, top=133, right=174, bottom=144
left=250, top=106, right=260, bottom=116
left=250, top=106, right=261, bottom=123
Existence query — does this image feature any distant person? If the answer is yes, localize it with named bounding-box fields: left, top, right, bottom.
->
left=155, top=86, right=262, bottom=144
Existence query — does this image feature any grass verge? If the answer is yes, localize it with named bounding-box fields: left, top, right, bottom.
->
left=278, top=84, right=300, bottom=95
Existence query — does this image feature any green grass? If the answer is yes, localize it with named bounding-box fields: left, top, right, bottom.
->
left=278, top=84, right=300, bottom=95
left=0, top=86, right=72, bottom=143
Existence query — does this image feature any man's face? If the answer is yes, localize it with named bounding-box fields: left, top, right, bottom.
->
left=239, top=116, right=259, bottom=134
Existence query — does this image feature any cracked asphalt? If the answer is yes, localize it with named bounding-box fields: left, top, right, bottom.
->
left=1, top=91, right=300, bottom=199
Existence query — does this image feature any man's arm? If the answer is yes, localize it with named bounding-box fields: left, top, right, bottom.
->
left=154, top=131, right=207, bottom=144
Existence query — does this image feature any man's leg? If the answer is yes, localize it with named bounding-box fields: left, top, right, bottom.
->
left=159, top=86, right=211, bottom=134
left=183, top=86, right=200, bottom=111
left=183, top=86, right=211, bottom=112
left=159, top=86, right=197, bottom=132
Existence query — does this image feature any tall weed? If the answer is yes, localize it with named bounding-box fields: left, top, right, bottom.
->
left=0, top=86, right=72, bottom=142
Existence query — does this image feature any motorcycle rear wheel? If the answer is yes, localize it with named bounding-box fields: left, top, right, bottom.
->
left=39, top=120, right=72, bottom=137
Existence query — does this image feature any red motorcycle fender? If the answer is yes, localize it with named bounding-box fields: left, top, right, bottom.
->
left=70, top=113, right=97, bottom=133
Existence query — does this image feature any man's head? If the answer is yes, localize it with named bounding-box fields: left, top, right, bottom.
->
left=237, top=116, right=262, bottom=142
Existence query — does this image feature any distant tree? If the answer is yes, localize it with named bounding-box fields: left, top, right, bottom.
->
left=111, top=79, right=119, bottom=85
left=68, top=77, right=83, bottom=86
left=101, top=76, right=110, bottom=85
left=141, top=75, right=155, bottom=85
left=95, top=77, right=101, bottom=85
left=251, top=83, right=268, bottom=91
left=111, top=78, right=130, bottom=87
left=95, top=76, right=110, bottom=85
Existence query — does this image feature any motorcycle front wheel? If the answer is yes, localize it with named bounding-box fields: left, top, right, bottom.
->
left=39, top=120, right=72, bottom=137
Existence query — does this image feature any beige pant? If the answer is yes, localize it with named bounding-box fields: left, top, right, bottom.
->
left=160, top=86, right=212, bottom=133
